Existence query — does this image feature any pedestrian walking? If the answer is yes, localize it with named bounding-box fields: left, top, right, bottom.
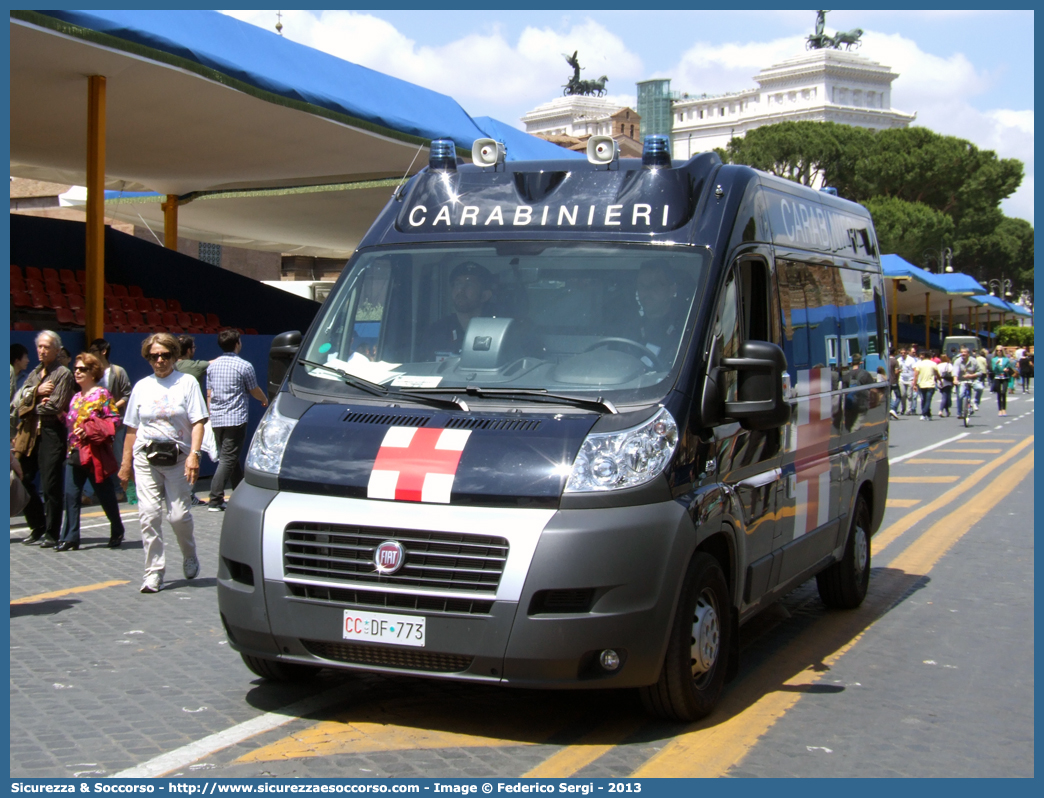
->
left=12, top=331, right=75, bottom=547
left=888, top=348, right=901, bottom=419
left=937, top=354, right=955, bottom=417
left=1018, top=351, right=1033, bottom=393
left=914, top=350, right=939, bottom=419
left=898, top=347, right=918, bottom=415
left=205, top=330, right=267, bottom=512
left=953, top=346, right=981, bottom=419
left=56, top=352, right=124, bottom=551
left=10, top=342, right=30, bottom=439
left=974, top=349, right=989, bottom=409
left=990, top=345, right=1015, bottom=416
left=87, top=339, right=131, bottom=501
left=118, top=333, right=208, bottom=594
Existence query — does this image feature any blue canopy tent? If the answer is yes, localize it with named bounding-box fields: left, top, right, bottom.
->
left=880, top=254, right=989, bottom=349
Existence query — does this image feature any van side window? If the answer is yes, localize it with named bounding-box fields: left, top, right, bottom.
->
left=713, top=271, right=740, bottom=401
left=738, top=258, right=771, bottom=344
left=776, top=260, right=811, bottom=385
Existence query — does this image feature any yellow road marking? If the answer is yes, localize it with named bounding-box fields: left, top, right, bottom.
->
left=523, top=717, right=647, bottom=778
left=906, top=458, right=984, bottom=464
left=973, top=438, right=1016, bottom=442
left=630, top=448, right=1033, bottom=777
left=941, top=448, right=1001, bottom=453
left=11, top=580, right=130, bottom=605
left=885, top=499, right=920, bottom=508
left=890, top=476, right=959, bottom=483
left=874, top=435, right=1033, bottom=556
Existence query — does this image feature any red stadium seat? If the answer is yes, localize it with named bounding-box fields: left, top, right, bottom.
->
left=10, top=264, right=22, bottom=280
left=169, top=326, right=184, bottom=335
left=188, top=313, right=206, bottom=328
left=128, top=285, right=144, bottom=298
left=25, top=277, right=45, bottom=294
left=125, top=310, right=144, bottom=329
left=55, top=307, right=76, bottom=326
left=10, top=274, right=26, bottom=293
left=145, top=311, right=163, bottom=327
left=47, top=293, right=69, bottom=310
left=119, top=296, right=137, bottom=312
left=205, top=313, right=220, bottom=328
left=42, top=268, right=59, bottom=281
left=135, top=297, right=152, bottom=313
left=112, top=284, right=128, bottom=297
left=66, top=293, right=85, bottom=310
left=64, top=280, right=82, bottom=296
left=104, top=295, right=121, bottom=312
left=176, top=312, right=192, bottom=328
left=45, top=278, right=62, bottom=296
left=150, top=297, right=167, bottom=313
left=73, top=308, right=86, bottom=326
left=28, top=291, right=48, bottom=309
left=24, top=266, right=42, bottom=281
left=59, top=269, right=76, bottom=283
left=14, top=321, right=34, bottom=331
left=12, top=290, right=33, bottom=308
left=161, top=312, right=178, bottom=327
left=76, top=271, right=87, bottom=285
left=167, top=298, right=182, bottom=313
left=110, top=309, right=128, bottom=327
left=244, top=328, right=258, bottom=335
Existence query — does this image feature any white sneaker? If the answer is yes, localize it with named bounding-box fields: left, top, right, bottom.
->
left=889, top=409, right=899, bottom=419
left=183, top=555, right=199, bottom=580
left=140, top=573, right=163, bottom=593
left=920, top=415, right=926, bottom=420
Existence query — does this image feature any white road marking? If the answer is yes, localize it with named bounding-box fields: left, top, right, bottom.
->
left=889, top=432, right=969, bottom=465
left=110, top=681, right=359, bottom=778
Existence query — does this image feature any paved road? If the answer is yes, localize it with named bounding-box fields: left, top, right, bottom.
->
left=9, top=395, right=1034, bottom=779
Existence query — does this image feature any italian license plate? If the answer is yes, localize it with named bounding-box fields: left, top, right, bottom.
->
left=342, top=610, right=425, bottom=647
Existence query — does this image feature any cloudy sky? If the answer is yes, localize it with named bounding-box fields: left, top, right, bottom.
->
left=221, top=9, right=1034, bottom=225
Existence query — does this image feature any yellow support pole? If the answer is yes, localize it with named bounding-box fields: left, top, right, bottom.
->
left=891, top=279, right=898, bottom=349
left=85, top=75, right=106, bottom=343
left=161, top=194, right=179, bottom=250
left=925, top=292, right=931, bottom=351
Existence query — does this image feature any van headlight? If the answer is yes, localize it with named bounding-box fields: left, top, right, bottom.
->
left=565, top=407, right=678, bottom=492
left=245, top=400, right=298, bottom=475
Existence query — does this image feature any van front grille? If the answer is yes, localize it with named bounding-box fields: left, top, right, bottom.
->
left=303, top=640, right=473, bottom=673
left=283, top=523, right=509, bottom=593
left=286, top=584, right=494, bottom=615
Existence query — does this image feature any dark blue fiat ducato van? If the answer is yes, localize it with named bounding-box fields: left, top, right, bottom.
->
left=217, top=136, right=889, bottom=721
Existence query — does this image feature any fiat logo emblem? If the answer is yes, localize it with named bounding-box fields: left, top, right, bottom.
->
left=374, top=540, right=406, bottom=575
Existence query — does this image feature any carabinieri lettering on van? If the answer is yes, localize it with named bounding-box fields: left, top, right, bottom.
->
left=406, top=203, right=671, bottom=230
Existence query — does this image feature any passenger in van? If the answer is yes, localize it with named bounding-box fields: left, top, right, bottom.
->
left=630, top=259, right=687, bottom=360
left=424, top=261, right=494, bottom=360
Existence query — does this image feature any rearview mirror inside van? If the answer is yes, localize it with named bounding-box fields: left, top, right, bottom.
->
left=721, top=340, right=789, bottom=430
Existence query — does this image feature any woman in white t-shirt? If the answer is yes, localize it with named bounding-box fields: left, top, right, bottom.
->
left=118, top=333, right=208, bottom=594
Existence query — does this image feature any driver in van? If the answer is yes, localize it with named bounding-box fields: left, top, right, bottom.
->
left=424, top=261, right=494, bottom=360
left=632, top=259, right=687, bottom=359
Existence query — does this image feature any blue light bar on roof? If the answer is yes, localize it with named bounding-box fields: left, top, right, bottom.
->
left=642, top=135, right=671, bottom=168
left=429, top=139, right=456, bottom=171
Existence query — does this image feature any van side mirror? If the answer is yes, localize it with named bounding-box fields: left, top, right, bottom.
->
left=268, top=330, right=302, bottom=399
left=721, top=340, right=789, bottom=430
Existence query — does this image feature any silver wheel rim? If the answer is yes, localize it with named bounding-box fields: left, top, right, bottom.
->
left=854, top=524, right=869, bottom=575
left=691, top=588, right=720, bottom=682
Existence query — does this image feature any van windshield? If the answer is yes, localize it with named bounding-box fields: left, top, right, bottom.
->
left=292, top=242, right=709, bottom=408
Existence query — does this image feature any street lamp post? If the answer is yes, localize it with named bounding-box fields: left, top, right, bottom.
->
left=923, top=246, right=954, bottom=274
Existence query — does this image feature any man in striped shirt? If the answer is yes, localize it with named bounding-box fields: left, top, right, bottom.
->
left=206, top=330, right=268, bottom=511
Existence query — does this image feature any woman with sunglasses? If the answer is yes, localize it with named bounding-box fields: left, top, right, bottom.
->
left=56, top=352, right=124, bottom=551
left=118, top=334, right=208, bottom=594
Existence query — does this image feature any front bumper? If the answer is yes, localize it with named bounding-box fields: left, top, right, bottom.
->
left=217, top=484, right=695, bottom=688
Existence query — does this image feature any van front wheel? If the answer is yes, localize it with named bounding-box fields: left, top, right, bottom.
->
left=241, top=653, right=321, bottom=682
left=816, top=496, right=871, bottom=609
left=640, top=552, right=731, bottom=721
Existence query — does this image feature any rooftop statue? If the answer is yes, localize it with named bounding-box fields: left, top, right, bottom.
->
left=806, top=10, right=863, bottom=51
left=561, top=51, right=609, bottom=97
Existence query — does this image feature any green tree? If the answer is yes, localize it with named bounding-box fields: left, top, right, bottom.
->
left=862, top=197, right=955, bottom=266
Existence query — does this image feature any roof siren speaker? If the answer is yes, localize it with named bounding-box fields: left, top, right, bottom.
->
left=586, top=135, right=619, bottom=166
left=429, top=139, right=457, bottom=171
left=472, top=138, right=506, bottom=167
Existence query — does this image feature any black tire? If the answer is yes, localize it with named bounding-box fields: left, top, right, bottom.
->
left=963, top=410, right=970, bottom=427
left=240, top=653, right=321, bottom=682
left=816, top=496, right=871, bottom=609
left=640, top=553, right=731, bottom=721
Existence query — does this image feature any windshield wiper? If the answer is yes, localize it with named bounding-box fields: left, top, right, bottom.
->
left=297, top=359, right=468, bottom=411
left=412, top=385, right=618, bottom=414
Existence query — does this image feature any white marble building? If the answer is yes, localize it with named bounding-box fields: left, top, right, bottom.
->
left=520, top=96, right=627, bottom=139
left=672, top=49, right=915, bottom=159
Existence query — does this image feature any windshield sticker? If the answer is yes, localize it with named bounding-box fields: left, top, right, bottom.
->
left=367, top=427, right=471, bottom=503
left=390, top=375, right=443, bottom=388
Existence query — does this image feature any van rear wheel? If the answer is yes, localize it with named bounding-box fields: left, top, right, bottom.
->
left=640, top=553, right=731, bottom=721
left=816, top=496, right=871, bottom=609
left=241, top=653, right=321, bottom=682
